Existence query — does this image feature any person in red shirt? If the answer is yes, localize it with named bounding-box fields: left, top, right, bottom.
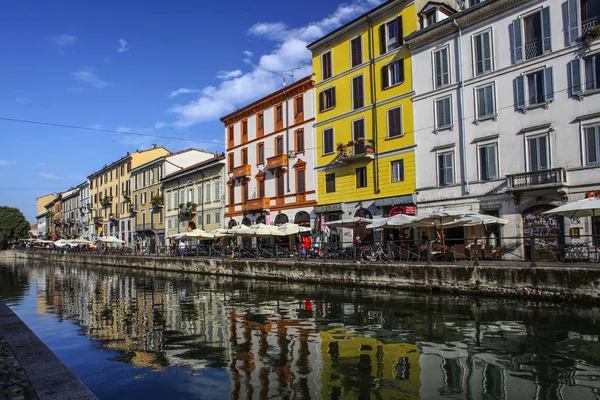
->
left=302, top=235, right=312, bottom=260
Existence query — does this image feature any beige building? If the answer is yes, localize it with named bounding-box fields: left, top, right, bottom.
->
left=36, top=193, right=57, bottom=238
left=87, top=145, right=170, bottom=245
left=162, top=154, right=226, bottom=239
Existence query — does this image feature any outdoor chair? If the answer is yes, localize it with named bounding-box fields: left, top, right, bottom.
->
left=451, top=244, right=467, bottom=261
left=484, top=246, right=494, bottom=260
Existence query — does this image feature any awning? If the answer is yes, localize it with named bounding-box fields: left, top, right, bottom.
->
left=373, top=194, right=417, bottom=207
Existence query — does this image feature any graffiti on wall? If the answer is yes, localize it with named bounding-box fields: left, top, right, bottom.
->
left=522, top=206, right=561, bottom=247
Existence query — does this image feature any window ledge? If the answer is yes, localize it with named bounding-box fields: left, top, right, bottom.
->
left=383, top=81, right=404, bottom=90
left=295, top=151, right=306, bottom=156
left=320, top=106, right=336, bottom=113
left=473, top=115, right=498, bottom=125
left=434, top=125, right=454, bottom=134
left=576, top=89, right=600, bottom=100
left=521, top=101, right=551, bottom=113
left=385, top=134, right=405, bottom=140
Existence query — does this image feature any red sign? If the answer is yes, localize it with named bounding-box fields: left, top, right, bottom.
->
left=405, top=206, right=416, bottom=215
left=586, top=191, right=600, bottom=198
left=388, top=206, right=404, bottom=217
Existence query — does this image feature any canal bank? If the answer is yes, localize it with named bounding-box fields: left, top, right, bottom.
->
left=3, top=250, right=600, bottom=302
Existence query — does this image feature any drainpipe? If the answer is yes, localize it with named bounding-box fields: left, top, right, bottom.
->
left=366, top=14, right=380, bottom=195
left=284, top=89, right=291, bottom=193
left=453, top=19, right=470, bottom=195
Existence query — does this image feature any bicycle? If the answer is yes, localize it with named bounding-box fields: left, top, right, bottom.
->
left=361, top=244, right=391, bottom=262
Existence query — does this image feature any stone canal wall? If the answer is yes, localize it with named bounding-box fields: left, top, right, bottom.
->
left=3, top=250, right=600, bottom=301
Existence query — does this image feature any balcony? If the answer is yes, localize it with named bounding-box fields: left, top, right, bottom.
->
left=266, top=154, right=288, bottom=172
left=135, top=223, right=155, bottom=232
left=100, top=196, right=113, bottom=208
left=507, top=168, right=567, bottom=190
left=244, top=197, right=271, bottom=213
left=525, top=39, right=542, bottom=60
left=582, top=16, right=599, bottom=34
left=232, top=164, right=252, bottom=181
left=340, top=144, right=375, bottom=163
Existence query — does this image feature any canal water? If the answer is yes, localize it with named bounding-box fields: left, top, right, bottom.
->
left=1, top=260, right=599, bottom=400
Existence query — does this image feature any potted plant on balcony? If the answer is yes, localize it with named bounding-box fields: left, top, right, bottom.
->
left=151, top=194, right=164, bottom=208
left=100, top=196, right=112, bottom=208
left=109, top=213, right=116, bottom=222
left=365, top=139, right=375, bottom=153
left=583, top=26, right=600, bottom=49
left=179, top=202, right=197, bottom=216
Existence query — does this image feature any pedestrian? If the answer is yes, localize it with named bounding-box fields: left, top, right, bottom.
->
left=302, top=235, right=312, bottom=260
left=421, top=231, right=429, bottom=245
left=179, top=240, right=186, bottom=257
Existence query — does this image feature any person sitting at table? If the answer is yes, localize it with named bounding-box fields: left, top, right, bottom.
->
left=421, top=232, right=429, bottom=245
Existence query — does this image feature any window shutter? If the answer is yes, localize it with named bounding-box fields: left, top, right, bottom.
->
left=567, top=0, right=580, bottom=45
left=541, top=7, right=552, bottom=54
left=319, top=91, right=324, bottom=112
left=379, top=24, right=386, bottom=55
left=511, top=18, right=523, bottom=64
left=544, top=67, right=554, bottom=102
left=483, top=32, right=492, bottom=72
left=444, top=99, right=451, bottom=127
left=569, top=59, right=582, bottom=96
left=381, top=66, right=389, bottom=89
left=514, top=76, right=525, bottom=110
left=397, top=16, right=403, bottom=46
left=399, top=59, right=405, bottom=83
left=331, top=87, right=336, bottom=108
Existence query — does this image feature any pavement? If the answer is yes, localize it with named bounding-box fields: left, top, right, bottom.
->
left=0, top=299, right=96, bottom=400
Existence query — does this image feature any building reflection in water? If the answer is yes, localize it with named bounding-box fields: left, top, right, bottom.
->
left=9, top=264, right=600, bottom=400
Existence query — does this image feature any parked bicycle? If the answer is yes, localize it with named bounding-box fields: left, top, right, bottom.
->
left=361, top=244, right=391, bottom=262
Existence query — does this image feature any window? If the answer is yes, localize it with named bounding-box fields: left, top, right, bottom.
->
left=257, top=143, right=265, bottom=164
left=142, top=172, right=146, bottom=187
left=206, top=183, right=211, bottom=202
left=276, top=105, right=283, bottom=122
left=425, top=10, right=436, bottom=26
left=276, top=136, right=284, bottom=155
left=584, top=54, right=600, bottom=91
left=141, top=192, right=147, bottom=205
left=206, top=214, right=211, bottom=225
left=257, top=113, right=264, bottom=132
left=228, top=153, right=234, bottom=172
left=258, top=179, right=265, bottom=198
left=475, top=83, right=496, bottom=119
left=296, top=129, right=305, bottom=153
left=479, top=144, right=499, bottom=180
left=215, top=181, right=221, bottom=201
left=242, top=120, right=248, bottom=137
left=297, top=170, right=306, bottom=193
left=351, top=36, right=362, bottom=67
left=188, top=188, right=194, bottom=203
left=323, top=128, right=334, bottom=154
left=174, top=191, right=178, bottom=208
left=276, top=174, right=284, bottom=197
left=387, top=106, right=403, bottom=138
left=319, top=87, right=336, bottom=112
left=229, top=185, right=234, bottom=205
left=585, top=126, right=600, bottom=165
left=435, top=96, right=452, bottom=130
left=242, top=148, right=248, bottom=165
left=326, top=173, right=336, bottom=193
left=438, top=152, right=454, bottom=186
left=473, top=30, right=493, bottom=75
left=242, top=182, right=249, bottom=203
left=322, top=51, right=332, bottom=80
left=514, top=67, right=554, bottom=109
left=528, top=135, right=550, bottom=171
left=380, top=17, right=402, bottom=55
left=352, top=119, right=365, bottom=154
left=511, top=8, right=551, bottom=63
left=469, top=0, right=485, bottom=6
left=391, top=159, right=405, bottom=182
left=433, top=47, right=450, bottom=88
left=197, top=185, right=202, bottom=204
left=356, top=167, right=367, bottom=188
left=352, top=75, right=364, bottom=109
left=215, top=212, right=220, bottom=224
left=295, top=96, right=303, bottom=115
left=382, top=60, right=404, bottom=89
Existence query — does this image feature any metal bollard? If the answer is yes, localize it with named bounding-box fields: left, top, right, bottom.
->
left=530, top=236, right=537, bottom=267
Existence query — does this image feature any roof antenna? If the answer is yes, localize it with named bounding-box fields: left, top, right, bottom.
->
left=281, top=67, right=301, bottom=87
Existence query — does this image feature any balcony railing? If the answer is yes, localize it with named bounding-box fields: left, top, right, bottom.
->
left=266, top=154, right=288, bottom=172
left=244, top=197, right=271, bottom=212
left=582, top=16, right=599, bottom=34
left=525, top=39, right=542, bottom=60
left=232, top=165, right=252, bottom=180
left=135, top=223, right=154, bottom=232
left=340, top=145, right=375, bottom=163
left=507, top=168, right=567, bottom=189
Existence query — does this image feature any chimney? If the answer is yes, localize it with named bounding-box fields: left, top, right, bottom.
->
left=152, top=144, right=157, bottom=149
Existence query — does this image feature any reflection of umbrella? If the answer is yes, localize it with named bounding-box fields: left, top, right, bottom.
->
left=278, top=223, right=311, bottom=235
left=442, top=214, right=508, bottom=228
left=542, top=197, right=600, bottom=219
left=99, top=236, right=125, bottom=244
left=250, top=224, right=286, bottom=237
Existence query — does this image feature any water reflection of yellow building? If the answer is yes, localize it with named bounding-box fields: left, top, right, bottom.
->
left=320, top=327, right=420, bottom=400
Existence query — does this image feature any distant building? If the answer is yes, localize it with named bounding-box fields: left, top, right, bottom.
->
left=60, top=189, right=79, bottom=239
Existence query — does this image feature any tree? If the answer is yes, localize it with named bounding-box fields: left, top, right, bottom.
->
left=0, top=206, right=30, bottom=249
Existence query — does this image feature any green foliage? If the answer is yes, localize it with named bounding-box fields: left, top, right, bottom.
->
left=583, top=26, right=600, bottom=49
left=0, top=206, right=30, bottom=249
left=152, top=195, right=164, bottom=206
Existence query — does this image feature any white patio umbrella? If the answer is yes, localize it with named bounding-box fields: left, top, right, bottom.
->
left=100, top=236, right=125, bottom=244
left=278, top=222, right=311, bottom=235
left=54, top=239, right=68, bottom=247
left=365, top=215, right=417, bottom=229
left=442, top=214, right=509, bottom=229
left=411, top=210, right=476, bottom=248
left=72, top=238, right=94, bottom=245
left=250, top=223, right=286, bottom=236
left=184, top=229, right=215, bottom=239
left=168, top=232, right=187, bottom=240
left=210, top=228, right=230, bottom=238
left=325, top=217, right=376, bottom=229
left=227, top=224, right=252, bottom=235
left=542, top=197, right=600, bottom=219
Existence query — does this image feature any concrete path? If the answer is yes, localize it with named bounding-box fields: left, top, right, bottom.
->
left=0, top=299, right=96, bottom=400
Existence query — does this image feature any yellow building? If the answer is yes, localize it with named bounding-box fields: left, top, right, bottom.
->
left=319, top=327, right=420, bottom=399
left=36, top=193, right=57, bottom=238
left=44, top=195, right=62, bottom=238
left=88, top=145, right=170, bottom=245
left=307, top=0, right=456, bottom=238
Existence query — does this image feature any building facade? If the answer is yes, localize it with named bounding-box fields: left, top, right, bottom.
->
left=36, top=193, right=57, bottom=239
left=88, top=145, right=170, bottom=245
left=44, top=195, right=62, bottom=239
left=162, top=154, right=226, bottom=239
left=60, top=189, right=79, bottom=239
left=406, top=0, right=600, bottom=257
left=76, top=181, right=91, bottom=240
left=306, top=0, right=457, bottom=239
left=130, top=149, right=216, bottom=251
left=220, top=76, right=317, bottom=228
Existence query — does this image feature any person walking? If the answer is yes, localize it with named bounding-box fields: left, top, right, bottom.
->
left=302, top=235, right=312, bottom=260
left=179, top=240, right=186, bottom=257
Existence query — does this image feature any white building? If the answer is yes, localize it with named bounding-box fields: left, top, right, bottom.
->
left=76, top=181, right=91, bottom=240
left=220, top=76, right=318, bottom=228
left=60, top=189, right=79, bottom=239
left=406, top=0, right=600, bottom=258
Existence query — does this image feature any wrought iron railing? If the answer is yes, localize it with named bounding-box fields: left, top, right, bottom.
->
left=582, top=16, right=599, bottom=34
left=525, top=39, right=542, bottom=60
left=507, top=168, right=566, bottom=189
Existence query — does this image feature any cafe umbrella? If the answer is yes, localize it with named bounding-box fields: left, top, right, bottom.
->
left=542, top=197, right=600, bottom=219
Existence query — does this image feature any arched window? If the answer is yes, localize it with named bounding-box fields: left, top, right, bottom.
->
left=256, top=215, right=266, bottom=225
left=274, top=214, right=289, bottom=226
left=228, top=219, right=237, bottom=229
left=294, top=211, right=311, bottom=227
left=354, top=208, right=373, bottom=219
left=242, top=217, right=251, bottom=226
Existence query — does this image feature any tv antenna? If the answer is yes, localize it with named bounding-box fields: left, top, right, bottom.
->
left=281, top=67, right=301, bottom=87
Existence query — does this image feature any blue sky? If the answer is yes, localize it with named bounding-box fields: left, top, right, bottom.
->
left=0, top=0, right=383, bottom=222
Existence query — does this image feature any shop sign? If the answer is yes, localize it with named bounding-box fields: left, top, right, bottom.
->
left=405, top=206, right=416, bottom=215
left=586, top=191, right=600, bottom=198
left=314, top=203, right=342, bottom=213
left=388, top=206, right=404, bottom=216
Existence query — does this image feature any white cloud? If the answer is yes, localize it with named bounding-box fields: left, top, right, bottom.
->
left=51, top=34, right=79, bottom=46
left=72, top=67, right=113, bottom=89
left=216, top=70, right=243, bottom=79
left=117, top=39, right=130, bottom=53
left=169, top=88, right=200, bottom=98
left=16, top=97, right=32, bottom=104
left=169, top=0, right=384, bottom=128
left=155, top=121, right=167, bottom=129
left=39, top=173, right=62, bottom=180
left=0, top=160, right=14, bottom=167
